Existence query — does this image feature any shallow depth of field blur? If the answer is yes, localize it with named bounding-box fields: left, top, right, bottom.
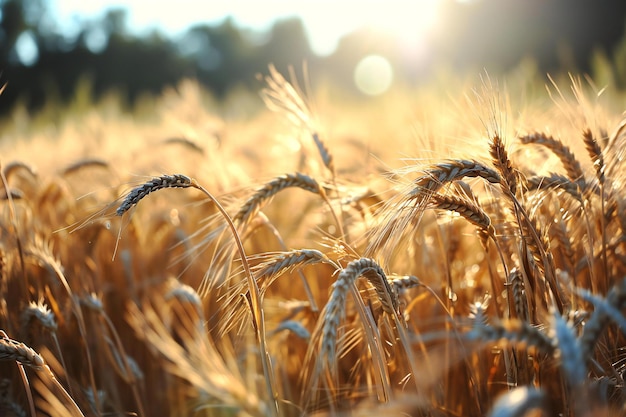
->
left=1, top=1, right=626, bottom=416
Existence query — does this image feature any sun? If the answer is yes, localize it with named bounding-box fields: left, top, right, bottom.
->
left=359, top=0, right=440, bottom=47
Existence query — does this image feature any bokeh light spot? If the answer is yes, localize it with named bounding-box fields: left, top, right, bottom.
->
left=354, top=55, right=393, bottom=96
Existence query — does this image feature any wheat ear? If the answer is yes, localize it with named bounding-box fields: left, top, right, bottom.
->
left=321, top=258, right=398, bottom=362
left=579, top=277, right=626, bottom=361
left=253, top=249, right=334, bottom=293
left=3, top=161, right=37, bottom=182
left=234, top=173, right=322, bottom=226
left=116, top=174, right=193, bottom=216
left=429, top=192, right=495, bottom=238
left=62, top=158, right=109, bottom=176
left=234, top=172, right=343, bottom=238
left=0, top=378, right=26, bottom=417
left=508, top=268, right=529, bottom=322
left=525, top=173, right=584, bottom=202
left=582, top=128, right=605, bottom=184
left=412, top=159, right=502, bottom=196
left=519, top=132, right=584, bottom=183
left=369, top=160, right=501, bottom=257
left=26, top=237, right=101, bottom=413
left=0, top=335, right=44, bottom=369
left=490, top=133, right=518, bottom=196
left=466, top=318, right=555, bottom=355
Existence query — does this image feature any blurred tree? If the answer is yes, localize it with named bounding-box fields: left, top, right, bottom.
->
left=258, top=17, right=313, bottom=72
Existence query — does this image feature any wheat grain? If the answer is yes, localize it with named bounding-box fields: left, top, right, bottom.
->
left=116, top=174, right=193, bottom=216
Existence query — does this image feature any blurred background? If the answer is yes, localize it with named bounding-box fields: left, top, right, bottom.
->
left=1, top=0, right=626, bottom=114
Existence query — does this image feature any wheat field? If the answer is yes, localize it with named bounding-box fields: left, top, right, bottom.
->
left=0, top=67, right=624, bottom=417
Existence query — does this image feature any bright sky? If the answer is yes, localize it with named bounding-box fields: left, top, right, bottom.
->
left=51, top=0, right=441, bottom=56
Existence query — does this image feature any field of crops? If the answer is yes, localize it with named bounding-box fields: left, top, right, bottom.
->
left=0, top=67, right=624, bottom=416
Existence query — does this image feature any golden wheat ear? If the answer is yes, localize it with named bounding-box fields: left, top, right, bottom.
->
left=116, top=174, right=193, bottom=216
left=0, top=335, right=45, bottom=370
left=519, top=132, right=585, bottom=184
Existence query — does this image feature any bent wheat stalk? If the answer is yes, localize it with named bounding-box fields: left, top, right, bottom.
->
left=116, top=174, right=279, bottom=417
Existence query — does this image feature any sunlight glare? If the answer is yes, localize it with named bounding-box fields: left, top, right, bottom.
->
left=301, top=0, right=441, bottom=56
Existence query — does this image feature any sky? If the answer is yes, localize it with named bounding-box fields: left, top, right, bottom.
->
left=51, top=0, right=442, bottom=56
